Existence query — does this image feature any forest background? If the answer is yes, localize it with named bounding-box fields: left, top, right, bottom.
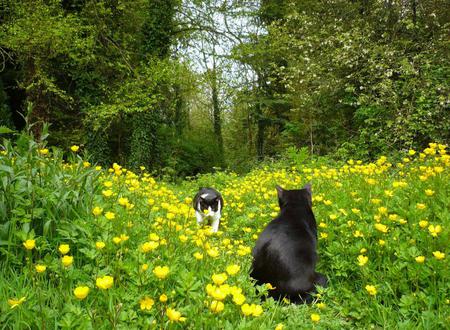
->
left=1, top=0, right=449, bottom=177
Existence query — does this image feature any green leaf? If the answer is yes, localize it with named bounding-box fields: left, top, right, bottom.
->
left=0, top=126, right=15, bottom=134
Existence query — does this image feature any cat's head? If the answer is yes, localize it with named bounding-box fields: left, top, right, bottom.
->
left=276, top=184, right=312, bottom=209
left=197, top=188, right=222, bottom=212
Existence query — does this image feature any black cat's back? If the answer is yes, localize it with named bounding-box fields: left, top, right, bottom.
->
left=250, top=185, right=326, bottom=303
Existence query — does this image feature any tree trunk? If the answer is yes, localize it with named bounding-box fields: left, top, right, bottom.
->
left=210, top=67, right=225, bottom=166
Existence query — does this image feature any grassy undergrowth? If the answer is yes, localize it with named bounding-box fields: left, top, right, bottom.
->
left=0, top=133, right=448, bottom=329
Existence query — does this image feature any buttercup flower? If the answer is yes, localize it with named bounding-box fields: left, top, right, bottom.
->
left=159, top=294, right=168, bottom=303
left=166, top=308, right=186, bottom=322
left=428, top=224, right=442, bottom=237
left=139, top=297, right=154, bottom=311
left=357, top=255, right=368, bottom=266
left=105, top=211, right=115, bottom=220
left=58, top=244, right=70, bottom=255
left=92, top=207, right=103, bottom=216
left=74, top=286, right=90, bottom=300
left=141, top=241, right=159, bottom=253
left=226, top=264, right=240, bottom=276
left=212, top=273, right=228, bottom=285
left=241, top=303, right=263, bottom=317
left=311, top=313, right=320, bottom=322
left=96, top=241, right=106, bottom=249
left=23, top=239, right=36, bottom=250
left=194, top=252, right=204, bottom=260
left=432, top=251, right=445, bottom=260
left=70, top=145, right=79, bottom=152
left=210, top=300, right=224, bottom=313
left=153, top=266, right=170, bottom=279
left=374, top=223, right=388, bottom=233
left=61, top=255, right=73, bottom=267
left=35, top=264, right=47, bottom=273
left=8, top=297, right=26, bottom=309
left=96, top=275, right=114, bottom=290
left=365, top=285, right=377, bottom=296
left=415, top=256, right=425, bottom=263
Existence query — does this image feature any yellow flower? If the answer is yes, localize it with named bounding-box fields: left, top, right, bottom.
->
left=194, top=252, right=204, bottom=260
left=139, top=297, right=154, bottom=311
left=105, top=211, right=115, bottom=220
left=419, top=220, right=429, bottom=228
left=96, top=275, right=114, bottom=290
left=141, top=263, right=149, bottom=272
left=166, top=308, right=186, bottom=322
left=159, top=294, right=168, bottom=303
left=357, top=255, right=368, bottom=266
left=365, top=285, right=377, bottom=296
left=241, top=303, right=263, bottom=317
left=96, top=241, right=106, bottom=249
left=275, top=324, right=284, bottom=330
left=415, top=256, right=425, bottom=263
left=208, top=286, right=227, bottom=301
left=73, top=286, right=90, bottom=300
left=58, top=244, right=70, bottom=255
left=424, top=189, right=435, bottom=196
left=112, top=237, right=122, bottom=244
left=207, top=248, right=219, bottom=258
left=92, top=207, right=103, bottom=216
left=210, top=300, right=224, bottom=313
left=8, top=297, right=26, bottom=309
left=61, top=255, right=74, bottom=267
left=118, top=197, right=129, bottom=206
left=212, top=273, right=228, bottom=285
left=408, top=149, right=416, bottom=156
left=35, top=264, right=46, bottom=273
left=70, top=145, right=79, bottom=152
left=38, top=148, right=49, bottom=155
left=266, top=283, right=276, bottom=290
left=102, top=189, right=113, bottom=197
left=23, top=239, right=36, bottom=250
left=153, top=266, right=170, bottom=279
left=428, top=224, right=442, bottom=237
left=378, top=239, right=386, bottom=246
left=83, top=161, right=90, bottom=168
left=311, top=313, right=321, bottom=323
left=141, top=241, right=159, bottom=253
left=374, top=223, right=388, bottom=233
left=316, top=302, right=326, bottom=309
left=232, top=293, right=246, bottom=305
left=416, top=203, right=426, bottom=210
left=432, top=251, right=445, bottom=260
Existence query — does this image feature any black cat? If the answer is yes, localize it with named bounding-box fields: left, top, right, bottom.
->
left=250, top=184, right=327, bottom=303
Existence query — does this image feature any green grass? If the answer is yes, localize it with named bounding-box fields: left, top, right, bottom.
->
left=0, top=137, right=448, bottom=329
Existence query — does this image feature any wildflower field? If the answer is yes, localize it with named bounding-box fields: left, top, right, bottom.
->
left=0, top=135, right=448, bottom=329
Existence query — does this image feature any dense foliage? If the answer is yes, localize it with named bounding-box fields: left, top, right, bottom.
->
left=0, top=133, right=448, bottom=328
left=1, top=0, right=449, bottom=174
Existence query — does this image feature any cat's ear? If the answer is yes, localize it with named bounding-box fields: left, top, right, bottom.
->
left=302, top=183, right=312, bottom=196
left=302, top=183, right=312, bottom=206
left=276, top=185, right=284, bottom=199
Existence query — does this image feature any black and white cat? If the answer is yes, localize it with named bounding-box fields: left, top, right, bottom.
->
left=193, top=187, right=224, bottom=233
left=250, top=184, right=327, bottom=303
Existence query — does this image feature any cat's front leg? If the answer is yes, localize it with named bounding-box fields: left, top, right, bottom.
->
left=211, top=213, right=221, bottom=233
left=195, top=211, right=204, bottom=225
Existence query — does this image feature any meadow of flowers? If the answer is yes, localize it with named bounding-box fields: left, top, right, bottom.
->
left=0, top=137, right=448, bottom=329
